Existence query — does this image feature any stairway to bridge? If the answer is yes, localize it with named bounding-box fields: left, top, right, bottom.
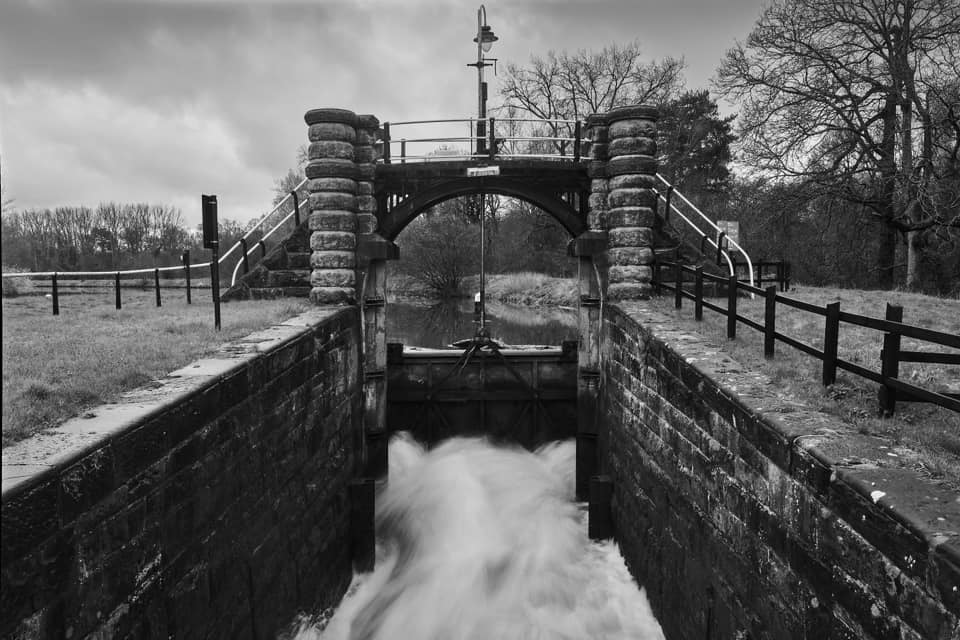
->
left=221, top=107, right=754, bottom=303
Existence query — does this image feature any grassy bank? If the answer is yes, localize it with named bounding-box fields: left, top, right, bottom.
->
left=388, top=271, right=578, bottom=306
left=2, top=291, right=310, bottom=447
left=646, top=285, right=960, bottom=488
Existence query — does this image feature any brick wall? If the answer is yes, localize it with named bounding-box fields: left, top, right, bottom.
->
left=600, top=302, right=959, bottom=640
left=2, top=307, right=363, bottom=639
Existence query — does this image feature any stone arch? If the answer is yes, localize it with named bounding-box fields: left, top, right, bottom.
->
left=377, top=177, right=587, bottom=241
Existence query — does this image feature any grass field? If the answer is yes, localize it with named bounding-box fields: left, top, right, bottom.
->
left=2, top=290, right=310, bottom=447
left=647, top=285, right=960, bottom=488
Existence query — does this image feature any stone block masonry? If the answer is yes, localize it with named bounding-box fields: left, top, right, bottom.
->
left=305, top=108, right=361, bottom=305
left=602, top=105, right=658, bottom=301
left=1, top=307, right=364, bottom=639
left=600, top=302, right=959, bottom=640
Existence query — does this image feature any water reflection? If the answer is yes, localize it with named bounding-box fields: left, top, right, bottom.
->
left=387, top=299, right=577, bottom=348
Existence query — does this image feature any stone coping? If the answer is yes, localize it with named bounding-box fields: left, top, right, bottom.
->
left=1, top=307, right=342, bottom=499
left=616, top=301, right=960, bottom=572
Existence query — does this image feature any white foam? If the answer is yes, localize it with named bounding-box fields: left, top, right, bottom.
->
left=289, top=435, right=664, bottom=640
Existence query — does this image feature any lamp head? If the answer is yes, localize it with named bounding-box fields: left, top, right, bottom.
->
left=474, top=25, right=498, bottom=52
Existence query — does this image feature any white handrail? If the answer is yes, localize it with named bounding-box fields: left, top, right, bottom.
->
left=655, top=174, right=755, bottom=290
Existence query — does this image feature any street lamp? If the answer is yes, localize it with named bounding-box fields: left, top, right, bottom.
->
left=467, top=5, right=497, bottom=156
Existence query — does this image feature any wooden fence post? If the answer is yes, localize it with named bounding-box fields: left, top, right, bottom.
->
left=822, top=302, right=840, bottom=385
left=115, top=272, right=122, bottom=310
left=726, top=275, right=737, bottom=339
left=183, top=250, right=192, bottom=304
left=154, top=268, right=161, bottom=307
left=51, top=273, right=59, bottom=316
left=879, top=304, right=903, bottom=417
left=764, top=285, right=777, bottom=358
left=674, top=260, right=682, bottom=309
left=695, top=267, right=703, bottom=321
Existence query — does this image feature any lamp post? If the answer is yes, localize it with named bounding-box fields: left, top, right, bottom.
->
left=468, top=5, right=497, bottom=156
left=467, top=6, right=497, bottom=332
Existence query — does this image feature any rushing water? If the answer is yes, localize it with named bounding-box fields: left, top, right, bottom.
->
left=387, top=299, right=578, bottom=349
left=285, top=435, right=665, bottom=640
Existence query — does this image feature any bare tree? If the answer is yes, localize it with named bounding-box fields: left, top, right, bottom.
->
left=500, top=40, right=685, bottom=153
left=716, top=0, right=960, bottom=289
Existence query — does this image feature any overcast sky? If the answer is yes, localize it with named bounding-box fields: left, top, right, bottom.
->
left=0, top=0, right=765, bottom=227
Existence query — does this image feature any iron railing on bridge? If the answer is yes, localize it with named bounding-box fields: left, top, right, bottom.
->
left=379, top=117, right=584, bottom=163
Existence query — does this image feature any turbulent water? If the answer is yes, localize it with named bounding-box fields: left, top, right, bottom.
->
left=286, top=434, right=664, bottom=640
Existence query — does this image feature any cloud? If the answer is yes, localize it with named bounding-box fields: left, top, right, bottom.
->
left=1, top=0, right=766, bottom=226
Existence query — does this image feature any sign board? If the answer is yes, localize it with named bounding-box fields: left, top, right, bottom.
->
left=716, top=220, right=740, bottom=252
left=466, top=166, right=500, bottom=177
left=202, top=194, right=219, bottom=248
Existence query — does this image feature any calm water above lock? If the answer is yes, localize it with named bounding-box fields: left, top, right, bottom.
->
left=385, top=299, right=578, bottom=349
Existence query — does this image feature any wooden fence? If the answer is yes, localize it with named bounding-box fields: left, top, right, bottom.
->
left=653, top=260, right=960, bottom=416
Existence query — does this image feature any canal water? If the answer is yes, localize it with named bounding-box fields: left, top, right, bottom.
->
left=386, top=299, right=578, bottom=349
left=283, top=435, right=665, bottom=640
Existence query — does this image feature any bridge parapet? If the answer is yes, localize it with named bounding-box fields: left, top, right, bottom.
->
left=303, top=105, right=660, bottom=305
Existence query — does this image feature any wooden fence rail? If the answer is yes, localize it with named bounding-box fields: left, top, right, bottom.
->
left=654, top=260, right=960, bottom=416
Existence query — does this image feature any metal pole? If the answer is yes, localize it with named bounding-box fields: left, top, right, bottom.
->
left=476, top=6, right=487, bottom=156
left=480, top=189, right=486, bottom=327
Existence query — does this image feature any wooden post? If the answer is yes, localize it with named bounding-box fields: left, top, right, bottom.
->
left=674, top=259, right=682, bottom=309
left=570, top=233, right=604, bottom=502
left=115, top=272, right=122, bottom=310
left=240, top=238, right=249, bottom=274
left=879, top=304, right=903, bottom=417
left=727, top=275, right=737, bottom=339
left=291, top=190, right=300, bottom=226
left=183, top=250, right=191, bottom=304
left=349, top=479, right=375, bottom=572
left=588, top=475, right=613, bottom=540
left=694, top=267, right=703, bottom=321
left=664, top=185, right=673, bottom=224
left=154, top=268, right=161, bottom=307
left=51, top=273, right=59, bottom=316
left=764, top=285, right=777, bottom=358
left=822, top=302, right=840, bottom=386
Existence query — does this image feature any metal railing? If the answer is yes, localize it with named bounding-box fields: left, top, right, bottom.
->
left=379, top=117, right=584, bottom=164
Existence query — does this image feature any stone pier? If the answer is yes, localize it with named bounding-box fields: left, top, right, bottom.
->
left=603, top=105, right=658, bottom=300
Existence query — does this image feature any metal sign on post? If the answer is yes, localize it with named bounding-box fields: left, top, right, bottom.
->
left=467, top=166, right=500, bottom=177
left=716, top=220, right=740, bottom=253
left=202, top=194, right=221, bottom=330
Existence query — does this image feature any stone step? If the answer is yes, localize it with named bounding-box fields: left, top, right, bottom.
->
left=286, top=252, right=311, bottom=270
left=246, top=286, right=312, bottom=300
left=266, top=270, right=311, bottom=288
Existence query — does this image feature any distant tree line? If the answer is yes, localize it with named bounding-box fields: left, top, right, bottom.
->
left=1, top=202, right=253, bottom=272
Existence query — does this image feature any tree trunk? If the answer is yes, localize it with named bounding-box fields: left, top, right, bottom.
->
left=905, top=229, right=924, bottom=290
left=876, top=218, right=897, bottom=289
